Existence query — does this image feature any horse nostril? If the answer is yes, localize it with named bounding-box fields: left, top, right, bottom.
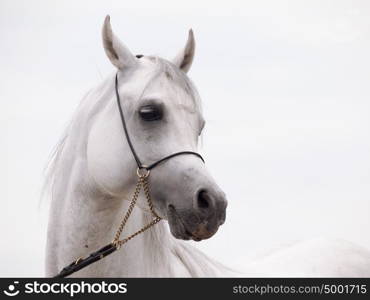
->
left=197, top=190, right=211, bottom=209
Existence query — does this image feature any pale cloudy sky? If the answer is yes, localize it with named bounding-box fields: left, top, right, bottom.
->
left=1, top=0, right=370, bottom=276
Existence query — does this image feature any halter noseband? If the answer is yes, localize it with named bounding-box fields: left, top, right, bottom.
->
left=114, top=73, right=204, bottom=171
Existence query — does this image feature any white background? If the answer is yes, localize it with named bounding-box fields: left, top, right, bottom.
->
left=1, top=0, right=370, bottom=276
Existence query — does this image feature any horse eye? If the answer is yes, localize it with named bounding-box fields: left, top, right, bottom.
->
left=138, top=105, right=163, bottom=121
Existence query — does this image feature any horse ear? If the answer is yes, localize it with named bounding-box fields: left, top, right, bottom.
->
left=172, top=29, right=195, bottom=73
left=102, top=15, right=136, bottom=70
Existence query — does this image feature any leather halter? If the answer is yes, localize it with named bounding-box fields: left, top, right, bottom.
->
left=114, top=73, right=204, bottom=171
left=54, top=64, right=204, bottom=278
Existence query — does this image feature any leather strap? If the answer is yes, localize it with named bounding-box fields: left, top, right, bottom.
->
left=53, top=69, right=205, bottom=278
left=54, top=243, right=117, bottom=278
left=115, top=73, right=204, bottom=170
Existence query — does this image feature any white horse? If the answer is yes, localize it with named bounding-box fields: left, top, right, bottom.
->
left=45, top=16, right=370, bottom=277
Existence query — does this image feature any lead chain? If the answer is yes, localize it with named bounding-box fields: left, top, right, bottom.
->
left=112, top=171, right=162, bottom=249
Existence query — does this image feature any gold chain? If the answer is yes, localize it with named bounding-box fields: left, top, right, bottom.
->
left=112, top=169, right=162, bottom=249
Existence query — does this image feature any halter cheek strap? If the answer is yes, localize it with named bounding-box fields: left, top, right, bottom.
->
left=54, top=70, right=205, bottom=278
left=115, top=73, right=204, bottom=171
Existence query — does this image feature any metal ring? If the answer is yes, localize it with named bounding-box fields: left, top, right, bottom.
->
left=137, top=167, right=150, bottom=178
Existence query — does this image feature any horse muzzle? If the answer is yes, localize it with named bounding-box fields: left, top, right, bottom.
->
left=166, top=189, right=227, bottom=241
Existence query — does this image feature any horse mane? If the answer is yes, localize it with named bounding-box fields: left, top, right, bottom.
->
left=42, top=74, right=115, bottom=204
